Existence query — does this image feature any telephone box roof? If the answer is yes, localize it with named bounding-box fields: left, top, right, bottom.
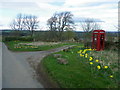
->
left=93, top=30, right=105, bottom=32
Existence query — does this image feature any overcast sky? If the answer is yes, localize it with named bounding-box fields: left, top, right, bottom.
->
left=0, top=0, right=119, bottom=31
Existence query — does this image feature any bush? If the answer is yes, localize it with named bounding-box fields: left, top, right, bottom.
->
left=84, top=42, right=92, bottom=48
left=4, top=36, right=33, bottom=42
left=105, top=41, right=118, bottom=51
left=20, top=37, right=33, bottom=41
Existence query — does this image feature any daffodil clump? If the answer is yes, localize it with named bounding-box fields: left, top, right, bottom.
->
left=77, top=48, right=114, bottom=79
left=14, top=44, right=38, bottom=49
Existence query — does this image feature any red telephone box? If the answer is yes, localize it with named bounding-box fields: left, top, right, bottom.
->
left=92, top=30, right=105, bottom=51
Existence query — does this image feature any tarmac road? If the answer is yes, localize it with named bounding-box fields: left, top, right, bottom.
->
left=2, top=42, right=75, bottom=88
left=0, top=42, right=2, bottom=89
left=2, top=43, right=43, bottom=88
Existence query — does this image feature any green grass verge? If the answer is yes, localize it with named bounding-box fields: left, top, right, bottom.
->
left=41, top=46, right=118, bottom=88
left=4, top=41, right=82, bottom=51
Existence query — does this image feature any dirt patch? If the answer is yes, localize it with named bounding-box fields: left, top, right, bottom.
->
left=27, top=55, right=46, bottom=70
left=26, top=53, right=59, bottom=88
left=19, top=42, right=61, bottom=46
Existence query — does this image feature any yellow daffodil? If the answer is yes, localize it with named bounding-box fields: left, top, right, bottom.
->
left=80, top=50, right=82, bottom=52
left=97, top=65, right=101, bottom=69
left=80, top=54, right=84, bottom=57
left=89, top=49, right=92, bottom=51
left=109, top=75, right=113, bottom=78
left=92, top=49, right=96, bottom=50
left=95, top=60, right=99, bottom=62
left=80, top=54, right=82, bottom=56
left=104, top=66, right=108, bottom=69
left=85, top=54, right=88, bottom=58
left=82, top=49, right=87, bottom=53
left=77, top=50, right=82, bottom=53
left=89, top=57, right=93, bottom=61
left=85, top=49, right=88, bottom=51
left=82, top=51, right=85, bottom=53
left=89, top=62, right=93, bottom=65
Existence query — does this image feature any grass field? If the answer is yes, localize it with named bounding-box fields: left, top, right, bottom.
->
left=4, top=41, right=82, bottom=51
left=41, top=46, right=118, bottom=88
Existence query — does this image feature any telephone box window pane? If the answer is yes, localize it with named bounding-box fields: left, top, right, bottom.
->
left=100, top=32, right=104, bottom=33
left=94, top=32, right=98, bottom=33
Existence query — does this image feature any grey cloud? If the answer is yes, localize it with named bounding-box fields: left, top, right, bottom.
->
left=0, top=2, right=39, bottom=9
left=73, top=17, right=104, bottom=23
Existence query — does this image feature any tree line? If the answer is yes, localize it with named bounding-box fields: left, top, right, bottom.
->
left=10, top=11, right=101, bottom=42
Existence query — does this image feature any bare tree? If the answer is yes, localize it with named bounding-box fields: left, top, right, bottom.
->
left=47, top=11, right=75, bottom=41
left=47, top=11, right=74, bottom=41
left=57, top=12, right=74, bottom=40
left=23, top=15, right=39, bottom=37
left=10, top=20, right=17, bottom=30
left=47, top=13, right=58, bottom=41
left=10, top=13, right=25, bottom=36
left=80, top=18, right=101, bottom=47
left=10, top=13, right=39, bottom=37
left=10, top=13, right=24, bottom=30
left=47, top=14, right=57, bottom=31
left=80, top=18, right=101, bottom=32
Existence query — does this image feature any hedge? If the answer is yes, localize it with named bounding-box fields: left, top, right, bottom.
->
left=4, top=36, right=33, bottom=42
